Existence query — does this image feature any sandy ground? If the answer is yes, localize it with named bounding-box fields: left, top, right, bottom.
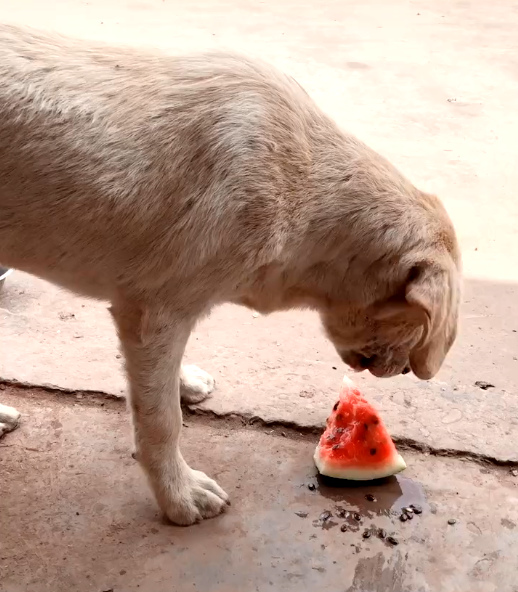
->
left=1, top=0, right=518, bottom=590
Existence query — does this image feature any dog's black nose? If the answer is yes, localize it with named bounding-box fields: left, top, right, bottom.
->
left=358, top=355, right=376, bottom=369
left=402, top=366, right=411, bottom=375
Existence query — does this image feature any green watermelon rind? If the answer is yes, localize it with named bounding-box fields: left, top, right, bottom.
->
left=314, top=445, right=407, bottom=481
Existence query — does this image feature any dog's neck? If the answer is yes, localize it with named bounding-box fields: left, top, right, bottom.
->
left=232, top=122, right=457, bottom=317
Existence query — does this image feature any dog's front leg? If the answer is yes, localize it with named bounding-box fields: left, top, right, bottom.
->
left=110, top=300, right=229, bottom=525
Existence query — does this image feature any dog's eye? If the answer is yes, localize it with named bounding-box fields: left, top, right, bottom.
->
left=407, top=265, right=422, bottom=282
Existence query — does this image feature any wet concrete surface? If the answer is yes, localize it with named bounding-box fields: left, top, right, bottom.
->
left=1, top=387, right=517, bottom=592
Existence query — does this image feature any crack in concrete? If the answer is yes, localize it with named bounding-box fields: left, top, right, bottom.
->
left=389, top=437, right=518, bottom=467
left=184, top=406, right=518, bottom=468
left=3, top=377, right=517, bottom=468
left=0, top=377, right=124, bottom=401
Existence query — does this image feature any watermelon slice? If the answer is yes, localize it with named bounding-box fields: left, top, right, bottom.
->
left=314, top=375, right=406, bottom=480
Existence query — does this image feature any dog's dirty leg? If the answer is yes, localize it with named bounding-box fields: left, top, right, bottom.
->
left=110, top=300, right=229, bottom=525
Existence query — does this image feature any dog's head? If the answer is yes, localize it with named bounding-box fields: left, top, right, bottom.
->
left=320, top=256, right=460, bottom=380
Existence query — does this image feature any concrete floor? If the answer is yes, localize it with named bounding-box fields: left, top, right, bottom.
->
left=1, top=0, right=518, bottom=590
left=1, top=387, right=518, bottom=592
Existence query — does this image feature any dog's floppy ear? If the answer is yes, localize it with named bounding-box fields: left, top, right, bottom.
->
left=406, top=259, right=459, bottom=380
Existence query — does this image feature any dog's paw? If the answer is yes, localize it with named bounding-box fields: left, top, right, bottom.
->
left=0, top=403, right=21, bottom=438
left=157, top=466, right=230, bottom=525
left=180, top=365, right=215, bottom=404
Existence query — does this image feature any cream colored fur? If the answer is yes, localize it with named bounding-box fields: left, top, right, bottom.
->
left=0, top=24, right=461, bottom=525
left=0, top=402, right=20, bottom=437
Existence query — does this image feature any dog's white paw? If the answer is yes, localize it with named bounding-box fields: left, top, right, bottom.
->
left=180, top=365, right=215, bottom=404
left=0, top=403, right=21, bottom=438
left=155, top=465, right=230, bottom=525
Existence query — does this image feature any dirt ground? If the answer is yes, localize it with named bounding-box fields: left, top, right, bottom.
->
left=1, top=0, right=518, bottom=590
left=1, top=386, right=518, bottom=592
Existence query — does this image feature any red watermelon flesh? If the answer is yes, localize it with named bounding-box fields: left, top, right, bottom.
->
left=314, top=375, right=406, bottom=480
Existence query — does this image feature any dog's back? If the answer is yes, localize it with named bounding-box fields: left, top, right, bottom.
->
left=0, top=24, right=321, bottom=299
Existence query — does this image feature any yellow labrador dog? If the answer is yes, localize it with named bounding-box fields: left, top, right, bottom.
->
left=0, top=25, right=461, bottom=525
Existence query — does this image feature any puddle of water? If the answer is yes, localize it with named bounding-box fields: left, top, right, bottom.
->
left=312, top=474, right=428, bottom=519
left=311, top=509, right=341, bottom=530
left=304, top=474, right=429, bottom=546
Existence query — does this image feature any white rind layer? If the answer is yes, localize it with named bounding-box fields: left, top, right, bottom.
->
left=314, top=445, right=407, bottom=480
